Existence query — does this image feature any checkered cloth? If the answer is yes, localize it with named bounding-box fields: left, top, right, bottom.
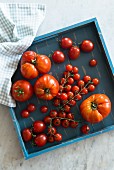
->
left=0, top=3, right=46, bottom=107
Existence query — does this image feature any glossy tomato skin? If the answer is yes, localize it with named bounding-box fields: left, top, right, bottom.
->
left=89, top=59, right=97, bottom=66
left=21, top=110, right=30, bottom=118
left=54, top=133, right=62, bottom=142
left=22, top=128, right=32, bottom=142
left=80, top=94, right=111, bottom=123
left=69, top=46, right=80, bottom=60
left=11, top=80, right=33, bottom=102
left=81, top=125, right=90, bottom=134
left=33, top=121, right=46, bottom=133
left=27, top=104, right=36, bottom=112
left=81, top=40, right=94, bottom=52
left=61, top=37, right=73, bottom=49
left=52, top=50, right=65, bottom=63
left=40, top=106, right=48, bottom=113
left=34, top=74, right=59, bottom=100
left=43, top=116, right=51, bottom=124
left=34, top=134, right=47, bottom=147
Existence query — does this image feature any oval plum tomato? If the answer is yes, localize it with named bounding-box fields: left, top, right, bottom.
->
left=80, top=94, right=111, bottom=123
left=21, top=110, right=30, bottom=118
left=83, top=75, right=91, bottom=83
left=58, top=111, right=66, bottom=118
left=22, top=128, right=32, bottom=142
left=11, top=80, right=33, bottom=102
left=66, top=64, right=73, bottom=72
left=66, top=113, right=74, bottom=120
left=88, top=84, right=95, bottom=92
left=50, top=110, right=58, bottom=118
left=72, top=66, right=79, bottom=73
left=63, top=105, right=71, bottom=112
left=60, top=93, right=68, bottom=100
left=67, top=77, right=74, bottom=85
left=89, top=59, right=97, bottom=66
left=53, top=118, right=61, bottom=126
left=73, top=73, right=80, bottom=81
left=40, top=105, right=48, bottom=113
left=43, top=116, right=51, bottom=124
left=54, top=133, right=62, bottom=142
left=34, top=134, right=47, bottom=147
left=53, top=98, right=60, bottom=107
left=48, top=127, right=57, bottom=135
left=34, top=74, right=59, bottom=100
left=77, top=80, right=85, bottom=88
left=64, top=84, right=72, bottom=92
left=69, top=46, right=80, bottom=60
left=27, top=103, right=36, bottom=112
left=80, top=40, right=94, bottom=52
left=62, top=119, right=70, bottom=128
left=81, top=125, right=90, bottom=134
left=48, top=136, right=54, bottom=143
left=52, top=50, right=65, bottom=63
left=33, top=121, right=46, bottom=133
left=61, top=37, right=73, bottom=49
left=71, top=85, right=80, bottom=93
left=70, top=121, right=78, bottom=128
left=92, top=78, right=99, bottom=86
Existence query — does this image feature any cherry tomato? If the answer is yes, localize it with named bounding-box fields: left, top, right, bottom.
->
left=81, top=40, right=94, bottom=52
left=58, top=111, right=66, bottom=118
left=60, top=93, right=68, bottom=100
left=56, top=92, right=61, bottom=98
left=69, top=99, right=76, bottom=106
left=52, top=50, right=65, bottom=63
left=48, top=126, right=57, bottom=135
left=59, top=85, right=64, bottom=92
left=11, top=80, right=33, bottom=102
left=60, top=78, right=66, bottom=85
left=67, top=77, right=74, bottom=85
left=66, top=64, right=73, bottom=72
left=73, top=73, right=80, bottom=81
left=81, top=88, right=88, bottom=95
left=75, top=94, right=82, bottom=101
left=69, top=46, right=80, bottom=60
left=50, top=110, right=58, bottom=118
left=70, top=121, right=78, bottom=128
left=54, top=133, right=62, bottom=142
left=53, top=98, right=61, bottom=107
left=92, top=78, right=99, bottom=86
left=53, top=118, right=61, bottom=126
left=21, top=110, right=30, bottom=118
left=27, top=104, right=36, bottom=112
left=22, top=128, right=32, bottom=142
left=61, top=37, right=73, bottom=49
left=62, top=119, right=70, bottom=128
left=81, top=125, right=90, bottom=134
left=72, top=66, right=79, bottom=73
left=34, top=134, right=47, bottom=147
left=47, top=136, right=54, bottom=143
left=33, top=121, right=46, bottom=133
left=88, top=84, right=95, bottom=92
left=77, top=80, right=85, bottom=88
left=83, top=75, right=91, bottom=83
left=64, top=84, right=72, bottom=92
left=71, top=85, right=80, bottom=93
left=66, top=113, right=74, bottom=120
left=43, top=116, right=51, bottom=124
left=63, top=105, right=71, bottom=112
left=63, top=71, right=70, bottom=78
left=40, top=105, right=48, bottom=113
left=89, top=59, right=97, bottom=66
left=67, top=91, right=74, bottom=99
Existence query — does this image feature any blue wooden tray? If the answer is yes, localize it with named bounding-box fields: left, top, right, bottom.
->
left=10, top=18, right=114, bottom=159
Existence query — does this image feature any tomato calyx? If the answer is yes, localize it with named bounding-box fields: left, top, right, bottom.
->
left=31, top=58, right=37, bottom=65
left=91, top=102, right=97, bottom=110
left=44, top=88, right=50, bottom=94
left=14, top=87, right=24, bottom=96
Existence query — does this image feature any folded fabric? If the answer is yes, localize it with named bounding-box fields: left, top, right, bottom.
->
left=0, top=3, right=46, bottom=107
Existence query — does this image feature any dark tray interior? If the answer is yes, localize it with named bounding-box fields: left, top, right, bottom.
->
left=12, top=21, right=114, bottom=155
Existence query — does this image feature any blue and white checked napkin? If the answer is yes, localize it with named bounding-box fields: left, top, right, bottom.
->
left=0, top=3, right=46, bottom=107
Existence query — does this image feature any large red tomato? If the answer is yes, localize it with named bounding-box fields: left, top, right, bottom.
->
left=80, top=94, right=111, bottom=123
left=21, top=51, right=51, bottom=79
left=11, top=80, right=33, bottom=102
left=34, top=74, right=59, bottom=100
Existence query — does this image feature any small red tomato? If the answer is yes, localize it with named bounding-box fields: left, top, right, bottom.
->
left=48, top=126, right=57, bottom=135
left=53, top=118, right=61, bottom=126
left=33, top=121, right=46, bottom=133
left=62, top=119, right=70, bottom=128
left=43, top=116, right=51, bottom=124
left=63, top=71, right=70, bottom=78
left=69, top=99, right=76, bottom=106
left=63, top=105, right=71, bottom=112
left=70, top=121, right=78, bottom=128
left=61, top=37, right=73, bottom=49
left=66, top=64, right=73, bottom=72
left=47, top=136, right=54, bottom=143
left=56, top=92, right=61, bottom=98
left=92, top=78, right=100, bottom=86
left=88, top=84, right=95, bottom=92
left=27, top=104, right=36, bottom=112
left=40, top=105, right=48, bottom=113
left=72, top=66, right=79, bottom=73
left=66, top=113, right=74, bottom=120
left=89, top=59, right=97, bottom=66
left=64, top=84, right=72, bottom=92
left=60, top=93, right=68, bottom=100
left=59, top=85, right=64, bottom=92
left=52, top=50, right=65, bottom=63
left=69, top=46, right=80, bottom=60
left=67, top=91, right=74, bottom=99
left=60, top=78, right=66, bottom=85
left=81, top=40, right=94, bottom=52
left=77, top=80, right=85, bottom=88
left=34, top=134, right=47, bottom=147
left=62, top=100, right=68, bottom=105
left=73, top=73, right=80, bottom=81
left=83, top=75, right=91, bottom=83
left=22, top=128, right=32, bottom=142
left=75, top=94, right=82, bottom=101
left=81, top=125, right=90, bottom=134
left=67, top=77, right=74, bottom=85
left=53, top=98, right=61, bottom=107
left=54, top=133, right=62, bottom=142
left=58, top=111, right=66, bottom=118
left=21, top=110, right=30, bottom=118
left=81, top=88, right=88, bottom=95
left=71, top=85, right=80, bottom=93
left=50, top=110, right=58, bottom=118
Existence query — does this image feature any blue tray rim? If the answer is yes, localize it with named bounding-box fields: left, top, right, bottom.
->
left=9, top=17, right=114, bottom=159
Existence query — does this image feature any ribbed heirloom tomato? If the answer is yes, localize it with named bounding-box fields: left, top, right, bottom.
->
left=34, top=74, right=59, bottom=100
left=80, top=94, right=111, bottom=123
